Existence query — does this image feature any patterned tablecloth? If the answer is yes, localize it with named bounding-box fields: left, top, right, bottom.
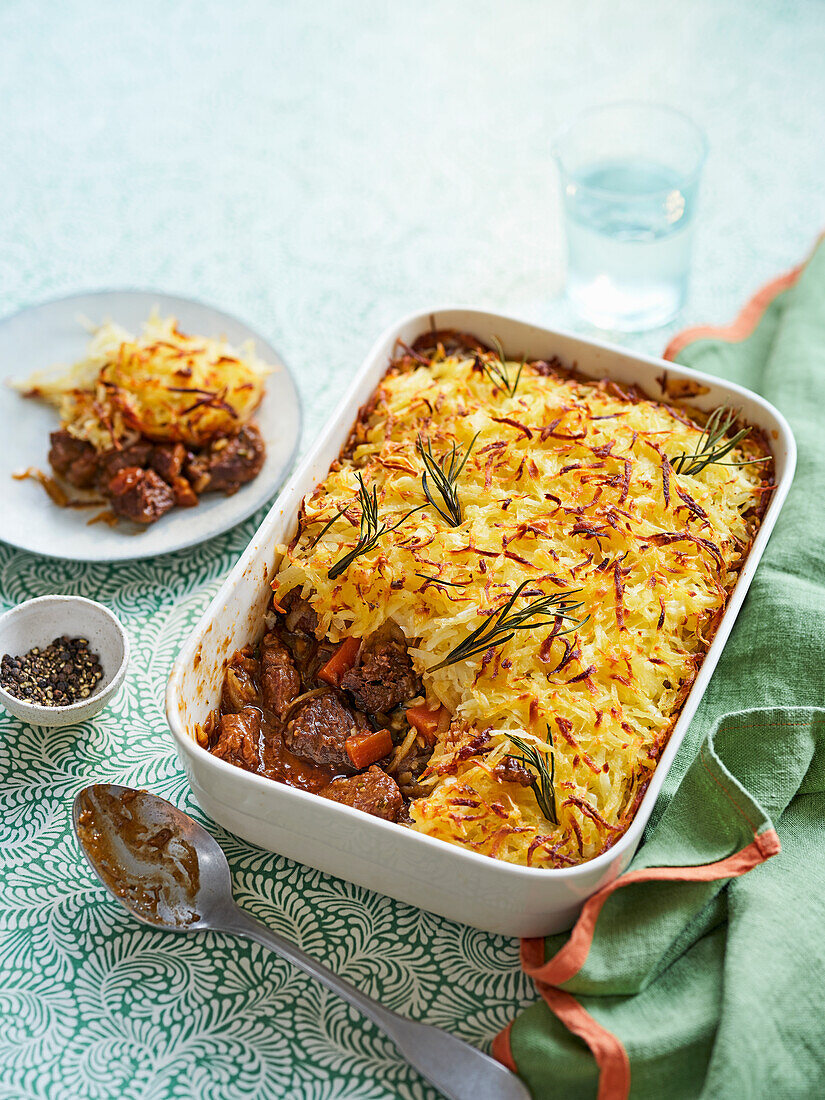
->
left=1, top=0, right=822, bottom=1097
left=0, top=529, right=535, bottom=1100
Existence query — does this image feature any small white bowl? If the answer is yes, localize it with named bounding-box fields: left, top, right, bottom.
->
left=0, top=596, right=130, bottom=727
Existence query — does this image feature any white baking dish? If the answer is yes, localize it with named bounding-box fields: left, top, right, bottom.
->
left=166, top=308, right=795, bottom=937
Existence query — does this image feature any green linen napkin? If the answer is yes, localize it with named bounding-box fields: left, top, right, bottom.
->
left=493, top=238, right=825, bottom=1099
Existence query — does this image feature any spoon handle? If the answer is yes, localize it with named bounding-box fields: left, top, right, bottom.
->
left=221, top=906, right=531, bottom=1100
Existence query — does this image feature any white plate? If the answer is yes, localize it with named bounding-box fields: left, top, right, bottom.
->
left=167, top=307, right=796, bottom=937
left=0, top=290, right=301, bottom=561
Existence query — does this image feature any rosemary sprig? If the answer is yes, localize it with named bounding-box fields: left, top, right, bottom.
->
left=475, top=337, right=525, bottom=398
left=327, top=475, right=423, bottom=580
left=417, top=432, right=478, bottom=527
left=415, top=574, right=468, bottom=587
left=429, top=579, right=588, bottom=671
left=506, top=729, right=557, bottom=824
left=671, top=406, right=764, bottom=476
left=307, top=504, right=349, bottom=550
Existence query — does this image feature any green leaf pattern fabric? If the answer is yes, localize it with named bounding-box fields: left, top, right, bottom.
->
left=0, top=523, right=538, bottom=1099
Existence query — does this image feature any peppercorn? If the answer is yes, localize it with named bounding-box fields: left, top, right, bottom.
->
left=0, top=636, right=103, bottom=707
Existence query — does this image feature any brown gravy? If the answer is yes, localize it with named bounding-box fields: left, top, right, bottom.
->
left=76, top=786, right=202, bottom=928
left=248, top=706, right=342, bottom=792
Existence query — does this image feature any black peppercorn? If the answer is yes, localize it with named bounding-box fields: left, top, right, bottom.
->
left=0, top=637, right=103, bottom=707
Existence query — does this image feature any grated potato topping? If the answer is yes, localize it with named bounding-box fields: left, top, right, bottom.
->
left=273, top=341, right=771, bottom=868
left=14, top=311, right=272, bottom=450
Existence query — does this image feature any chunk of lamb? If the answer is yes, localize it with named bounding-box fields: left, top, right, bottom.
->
left=280, top=589, right=318, bottom=635
left=221, top=652, right=262, bottom=713
left=212, top=707, right=262, bottom=772
left=285, top=690, right=359, bottom=768
left=97, top=441, right=155, bottom=485
left=170, top=476, right=199, bottom=508
left=106, top=466, right=176, bottom=524
left=151, top=443, right=186, bottom=483
left=186, top=424, right=265, bottom=496
left=319, top=766, right=403, bottom=821
left=341, top=636, right=420, bottom=715
left=260, top=634, right=301, bottom=718
left=48, top=430, right=99, bottom=489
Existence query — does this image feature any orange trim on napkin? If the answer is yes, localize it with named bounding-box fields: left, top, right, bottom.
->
left=537, top=985, right=631, bottom=1100
left=662, top=239, right=824, bottom=361
left=491, top=1020, right=517, bottom=1072
left=524, top=828, right=780, bottom=988
left=493, top=828, right=781, bottom=1100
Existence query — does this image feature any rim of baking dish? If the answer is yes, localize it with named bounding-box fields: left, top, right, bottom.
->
left=166, top=306, right=797, bottom=881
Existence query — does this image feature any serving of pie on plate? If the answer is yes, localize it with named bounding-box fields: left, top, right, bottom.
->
left=15, top=310, right=272, bottom=526
left=0, top=290, right=301, bottom=561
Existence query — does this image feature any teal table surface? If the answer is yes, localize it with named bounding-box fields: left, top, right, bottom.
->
left=1, top=2, right=823, bottom=1098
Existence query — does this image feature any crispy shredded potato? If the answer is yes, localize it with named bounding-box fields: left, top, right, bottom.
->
left=272, top=338, right=772, bottom=868
left=14, top=310, right=272, bottom=449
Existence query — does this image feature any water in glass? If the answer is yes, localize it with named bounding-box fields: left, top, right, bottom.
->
left=563, top=157, right=698, bottom=331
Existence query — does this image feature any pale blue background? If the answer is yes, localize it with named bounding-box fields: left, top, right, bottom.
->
left=1, top=0, right=823, bottom=439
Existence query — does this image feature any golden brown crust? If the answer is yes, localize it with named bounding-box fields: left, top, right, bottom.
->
left=276, top=328, right=774, bottom=867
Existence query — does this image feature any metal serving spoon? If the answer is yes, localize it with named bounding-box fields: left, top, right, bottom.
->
left=72, top=784, right=531, bottom=1100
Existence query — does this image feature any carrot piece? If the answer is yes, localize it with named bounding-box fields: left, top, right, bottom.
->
left=406, top=704, right=447, bottom=746
left=317, top=636, right=361, bottom=687
left=345, top=728, right=393, bottom=769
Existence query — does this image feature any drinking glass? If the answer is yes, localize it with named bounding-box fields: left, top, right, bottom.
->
left=555, top=102, right=707, bottom=331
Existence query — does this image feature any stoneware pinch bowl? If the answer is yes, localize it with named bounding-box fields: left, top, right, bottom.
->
left=0, top=595, right=130, bottom=727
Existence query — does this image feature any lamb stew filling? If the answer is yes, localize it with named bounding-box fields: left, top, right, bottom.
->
left=205, top=590, right=435, bottom=821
